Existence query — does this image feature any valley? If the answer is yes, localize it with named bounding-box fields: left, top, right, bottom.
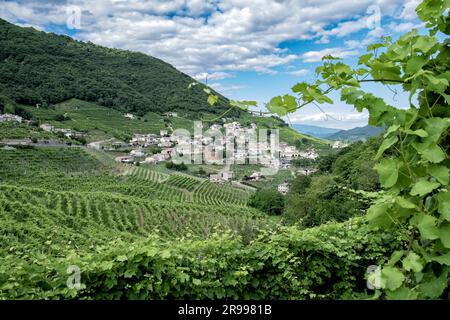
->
left=0, top=0, right=449, bottom=301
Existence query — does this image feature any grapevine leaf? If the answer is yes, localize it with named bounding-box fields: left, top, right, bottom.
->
left=403, top=129, right=428, bottom=137
left=416, top=213, right=439, bottom=240
left=374, top=159, right=400, bottom=188
left=266, top=95, right=298, bottom=116
left=386, top=287, right=419, bottom=300
left=427, top=165, right=449, bottom=185
left=381, top=266, right=404, bottom=290
left=436, top=191, right=450, bottom=221
left=402, top=252, right=423, bottom=272
left=430, top=253, right=450, bottom=266
left=375, top=136, right=398, bottom=160
left=419, top=270, right=448, bottom=299
left=438, top=224, right=450, bottom=248
left=410, top=178, right=440, bottom=197
left=411, top=142, right=446, bottom=163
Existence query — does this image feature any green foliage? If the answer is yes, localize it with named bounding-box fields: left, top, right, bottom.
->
left=284, top=175, right=366, bottom=227
left=0, top=218, right=403, bottom=299
left=248, top=189, right=285, bottom=215
left=166, top=161, right=188, bottom=171
left=259, top=0, right=450, bottom=298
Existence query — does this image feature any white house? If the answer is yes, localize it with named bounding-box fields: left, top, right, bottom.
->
left=87, top=142, right=101, bottom=150
left=164, top=112, right=178, bottom=117
left=210, top=124, right=222, bottom=131
left=299, top=150, right=320, bottom=160
left=54, top=128, right=74, bottom=138
left=160, top=130, right=169, bottom=137
left=130, top=149, right=145, bottom=157
left=39, top=123, right=54, bottom=132
left=221, top=170, right=234, bottom=181
left=0, top=114, right=22, bottom=123
left=249, top=171, right=263, bottom=181
left=332, top=141, right=349, bottom=149
left=278, top=183, right=290, bottom=195
left=297, top=168, right=318, bottom=176
left=209, top=174, right=222, bottom=183
left=124, top=113, right=135, bottom=120
left=115, top=155, right=135, bottom=163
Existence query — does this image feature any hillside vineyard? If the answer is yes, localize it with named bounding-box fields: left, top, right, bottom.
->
left=0, top=0, right=449, bottom=301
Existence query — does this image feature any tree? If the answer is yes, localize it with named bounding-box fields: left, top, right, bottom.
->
left=247, top=189, right=285, bottom=216
left=289, top=175, right=312, bottom=195
left=54, top=114, right=66, bottom=121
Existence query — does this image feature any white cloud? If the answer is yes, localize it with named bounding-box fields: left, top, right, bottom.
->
left=193, top=72, right=234, bottom=81
left=387, top=21, right=423, bottom=33
left=302, top=48, right=359, bottom=63
left=400, top=0, right=422, bottom=20
left=291, top=112, right=368, bottom=122
left=0, top=0, right=411, bottom=77
left=289, top=111, right=369, bottom=129
left=209, top=82, right=245, bottom=94
left=287, top=69, right=309, bottom=77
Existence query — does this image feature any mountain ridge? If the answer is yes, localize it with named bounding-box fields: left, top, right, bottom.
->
left=326, top=125, right=384, bottom=141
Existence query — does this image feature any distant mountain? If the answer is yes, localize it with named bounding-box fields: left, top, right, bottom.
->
left=326, top=125, right=384, bottom=141
left=0, top=18, right=233, bottom=117
left=291, top=124, right=341, bottom=139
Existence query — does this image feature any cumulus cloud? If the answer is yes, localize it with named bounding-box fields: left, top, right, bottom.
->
left=387, top=21, right=423, bottom=33
left=209, top=82, right=245, bottom=94
left=289, top=111, right=370, bottom=129
left=0, top=0, right=411, bottom=76
left=399, top=0, right=422, bottom=20
left=291, top=112, right=368, bottom=122
left=287, top=69, right=309, bottom=77
left=193, top=72, right=234, bottom=81
left=302, top=47, right=359, bottom=63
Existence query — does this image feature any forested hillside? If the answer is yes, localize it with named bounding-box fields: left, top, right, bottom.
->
left=0, top=18, right=232, bottom=117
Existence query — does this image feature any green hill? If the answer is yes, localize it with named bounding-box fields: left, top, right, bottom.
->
left=0, top=19, right=328, bottom=147
left=326, top=125, right=384, bottom=141
left=0, top=18, right=232, bottom=117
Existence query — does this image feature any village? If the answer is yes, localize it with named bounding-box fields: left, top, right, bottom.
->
left=90, top=119, right=325, bottom=194
left=0, top=112, right=346, bottom=195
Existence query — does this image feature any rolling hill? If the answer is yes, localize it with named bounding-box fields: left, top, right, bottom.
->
left=0, top=18, right=232, bottom=117
left=0, top=19, right=328, bottom=148
left=326, top=125, right=384, bottom=141
left=291, top=124, right=341, bottom=139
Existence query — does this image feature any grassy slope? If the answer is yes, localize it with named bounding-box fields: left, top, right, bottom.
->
left=21, top=99, right=166, bottom=141
left=18, top=98, right=330, bottom=147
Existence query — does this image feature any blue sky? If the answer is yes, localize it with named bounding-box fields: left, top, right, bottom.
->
left=0, top=0, right=425, bottom=129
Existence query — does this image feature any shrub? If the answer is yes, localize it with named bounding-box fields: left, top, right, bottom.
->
left=248, top=189, right=285, bottom=215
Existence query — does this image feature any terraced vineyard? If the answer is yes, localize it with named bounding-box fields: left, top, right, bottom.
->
left=0, top=184, right=271, bottom=250
left=0, top=146, right=262, bottom=245
left=0, top=147, right=105, bottom=180
left=124, top=166, right=169, bottom=183
left=163, top=173, right=202, bottom=191
left=193, top=181, right=253, bottom=206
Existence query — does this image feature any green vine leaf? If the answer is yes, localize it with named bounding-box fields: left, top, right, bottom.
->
left=375, top=136, right=398, bottom=160
left=402, top=252, right=423, bottom=272
left=381, top=266, right=405, bottom=291
left=415, top=213, right=440, bottom=240
left=410, top=178, right=441, bottom=196
left=266, top=95, right=298, bottom=116
left=374, top=159, right=401, bottom=188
